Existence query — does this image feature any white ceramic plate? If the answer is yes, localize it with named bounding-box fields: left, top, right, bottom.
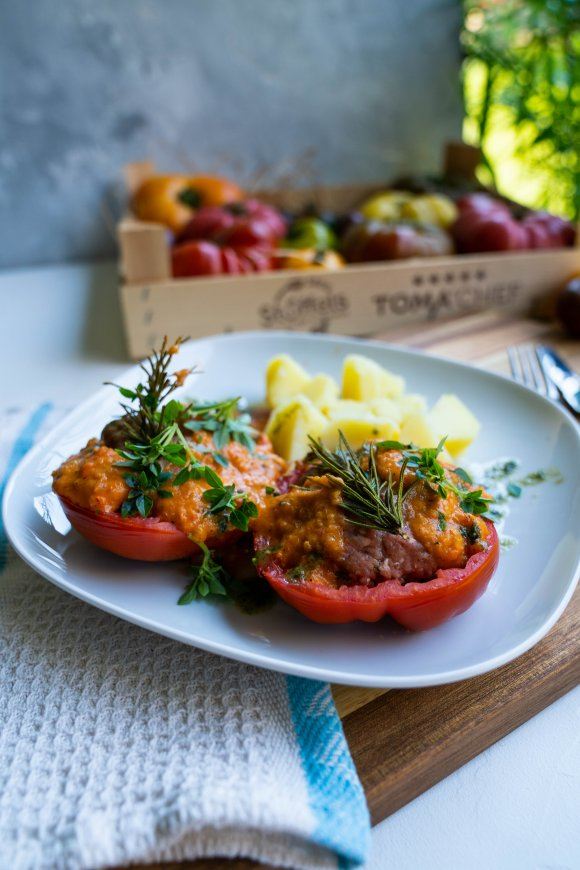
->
left=4, top=332, right=579, bottom=687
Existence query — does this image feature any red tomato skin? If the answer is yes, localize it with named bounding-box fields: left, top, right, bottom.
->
left=235, top=252, right=254, bottom=274
left=172, top=240, right=222, bottom=277
left=176, top=200, right=287, bottom=246
left=220, top=219, right=278, bottom=248
left=453, top=195, right=575, bottom=253
left=58, top=495, right=197, bottom=561
left=522, top=220, right=555, bottom=249
left=239, top=246, right=273, bottom=272
left=386, top=522, right=500, bottom=630
left=176, top=206, right=235, bottom=242
left=522, top=213, right=575, bottom=248
left=255, top=521, right=499, bottom=630
left=171, top=240, right=273, bottom=277
left=452, top=213, right=528, bottom=253
left=58, top=495, right=241, bottom=561
left=456, top=193, right=510, bottom=219
left=220, top=246, right=243, bottom=274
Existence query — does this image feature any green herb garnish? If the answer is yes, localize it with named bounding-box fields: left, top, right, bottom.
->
left=201, top=466, right=259, bottom=531
left=377, top=438, right=491, bottom=517
left=116, top=423, right=194, bottom=517
left=119, top=423, right=258, bottom=530
left=105, top=336, right=194, bottom=444
left=252, top=545, right=279, bottom=567
left=460, top=523, right=481, bottom=544
left=185, top=397, right=256, bottom=451
left=307, top=432, right=412, bottom=533
left=178, top=542, right=229, bottom=603
left=109, top=339, right=258, bottom=528
left=437, top=511, right=448, bottom=531
left=518, top=468, right=564, bottom=487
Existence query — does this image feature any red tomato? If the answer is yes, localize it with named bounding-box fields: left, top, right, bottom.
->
left=453, top=212, right=528, bottom=253
left=455, top=193, right=510, bottom=219
left=452, top=194, right=575, bottom=253
left=58, top=494, right=241, bottom=561
left=176, top=200, right=287, bottom=246
left=171, top=240, right=274, bottom=277
left=172, top=199, right=284, bottom=278
left=58, top=495, right=197, bottom=561
left=522, top=213, right=576, bottom=248
left=255, top=520, right=499, bottom=630
left=172, top=240, right=223, bottom=277
left=221, top=218, right=279, bottom=248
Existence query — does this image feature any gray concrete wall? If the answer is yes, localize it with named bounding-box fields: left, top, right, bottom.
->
left=0, top=0, right=462, bottom=269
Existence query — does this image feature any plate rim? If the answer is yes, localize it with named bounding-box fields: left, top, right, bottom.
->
left=3, top=330, right=580, bottom=688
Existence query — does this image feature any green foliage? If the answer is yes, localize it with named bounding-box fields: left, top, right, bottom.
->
left=462, top=0, right=580, bottom=218
left=178, top=542, right=229, bottom=603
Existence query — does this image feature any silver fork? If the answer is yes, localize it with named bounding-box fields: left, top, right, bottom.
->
left=507, top=344, right=560, bottom=400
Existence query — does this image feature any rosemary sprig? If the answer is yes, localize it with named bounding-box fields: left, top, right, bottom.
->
left=306, top=432, right=411, bottom=533
left=377, top=439, right=491, bottom=517
left=178, top=542, right=229, bottom=603
left=106, top=336, right=194, bottom=444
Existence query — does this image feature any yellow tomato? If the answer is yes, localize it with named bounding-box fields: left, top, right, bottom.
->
left=359, top=191, right=413, bottom=221
left=278, top=249, right=345, bottom=270
left=400, top=194, right=458, bottom=228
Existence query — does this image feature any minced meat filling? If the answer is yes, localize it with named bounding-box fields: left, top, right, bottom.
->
left=254, top=452, right=489, bottom=588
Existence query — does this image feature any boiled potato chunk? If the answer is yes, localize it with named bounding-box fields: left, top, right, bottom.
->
left=325, top=399, right=370, bottom=421
left=265, top=395, right=327, bottom=462
left=342, top=354, right=405, bottom=401
left=322, top=416, right=400, bottom=451
left=428, top=394, right=480, bottom=457
left=302, top=374, right=340, bottom=409
left=399, top=411, right=437, bottom=449
left=396, top=393, right=428, bottom=419
left=368, top=397, right=403, bottom=424
left=265, top=355, right=310, bottom=408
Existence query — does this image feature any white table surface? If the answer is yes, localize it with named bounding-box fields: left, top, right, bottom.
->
left=2, top=261, right=578, bottom=870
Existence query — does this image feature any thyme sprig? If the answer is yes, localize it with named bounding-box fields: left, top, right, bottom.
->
left=306, top=432, right=411, bottom=533
left=106, top=336, right=194, bottom=444
left=106, top=338, right=258, bottom=529
left=377, top=439, right=491, bottom=517
left=178, top=542, right=229, bottom=603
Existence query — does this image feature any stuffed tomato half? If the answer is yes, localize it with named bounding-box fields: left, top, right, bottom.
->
left=52, top=338, right=285, bottom=562
left=253, top=436, right=499, bottom=630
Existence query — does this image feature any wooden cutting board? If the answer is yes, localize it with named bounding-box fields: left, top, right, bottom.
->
left=131, top=311, right=580, bottom=869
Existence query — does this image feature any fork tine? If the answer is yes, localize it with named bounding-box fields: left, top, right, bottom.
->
left=519, top=345, right=536, bottom=390
left=534, top=346, right=560, bottom=400
left=508, top=346, right=524, bottom=384
left=524, top=345, right=547, bottom=396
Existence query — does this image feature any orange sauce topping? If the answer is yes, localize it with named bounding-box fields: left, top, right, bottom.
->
left=52, top=439, right=129, bottom=514
left=254, top=450, right=489, bottom=585
left=53, top=431, right=285, bottom=542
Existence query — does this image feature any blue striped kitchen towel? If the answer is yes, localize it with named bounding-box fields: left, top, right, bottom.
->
left=0, top=406, right=370, bottom=870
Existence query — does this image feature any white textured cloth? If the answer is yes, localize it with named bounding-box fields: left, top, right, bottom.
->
left=0, top=407, right=370, bottom=869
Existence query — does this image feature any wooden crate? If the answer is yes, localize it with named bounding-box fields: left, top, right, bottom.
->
left=118, top=152, right=580, bottom=359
